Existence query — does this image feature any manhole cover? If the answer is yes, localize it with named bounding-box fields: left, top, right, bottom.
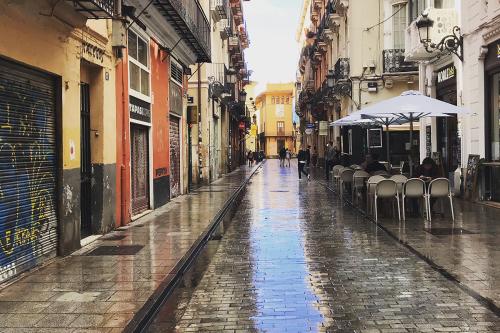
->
left=100, top=234, right=127, bottom=241
left=85, top=245, right=144, bottom=256
left=424, top=228, right=476, bottom=235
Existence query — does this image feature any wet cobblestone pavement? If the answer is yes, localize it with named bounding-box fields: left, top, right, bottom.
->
left=149, top=160, right=500, bottom=332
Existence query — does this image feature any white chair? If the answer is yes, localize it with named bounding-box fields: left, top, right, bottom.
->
left=390, top=174, right=408, bottom=196
left=332, top=165, right=344, bottom=190
left=352, top=170, right=370, bottom=205
left=350, top=164, right=362, bottom=170
left=402, top=178, right=427, bottom=220
left=426, top=178, right=455, bottom=221
left=366, top=175, right=385, bottom=214
left=374, top=179, right=401, bottom=222
left=339, top=168, right=354, bottom=201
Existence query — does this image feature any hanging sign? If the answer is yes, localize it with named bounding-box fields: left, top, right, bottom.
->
left=319, top=121, right=328, bottom=136
left=305, top=128, right=313, bottom=135
left=238, top=122, right=245, bottom=130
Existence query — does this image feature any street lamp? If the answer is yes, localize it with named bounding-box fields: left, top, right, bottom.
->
left=326, top=69, right=335, bottom=88
left=416, top=12, right=463, bottom=61
left=226, top=68, right=237, bottom=84
left=239, top=90, right=247, bottom=103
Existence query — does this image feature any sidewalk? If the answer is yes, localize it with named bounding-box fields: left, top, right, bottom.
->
left=0, top=164, right=261, bottom=332
left=314, top=167, right=500, bottom=315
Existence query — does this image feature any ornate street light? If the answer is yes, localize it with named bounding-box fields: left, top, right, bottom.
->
left=326, top=69, right=335, bottom=88
left=416, top=12, right=463, bottom=61
left=226, top=68, right=238, bottom=84
left=239, top=90, right=247, bottom=103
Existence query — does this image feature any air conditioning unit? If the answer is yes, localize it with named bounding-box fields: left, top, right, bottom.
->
left=405, top=8, right=458, bottom=61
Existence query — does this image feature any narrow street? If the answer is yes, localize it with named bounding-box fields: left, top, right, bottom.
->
left=148, top=160, right=500, bottom=333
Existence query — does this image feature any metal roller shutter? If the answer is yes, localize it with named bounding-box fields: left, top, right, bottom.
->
left=0, top=58, right=58, bottom=283
left=169, top=116, right=181, bottom=198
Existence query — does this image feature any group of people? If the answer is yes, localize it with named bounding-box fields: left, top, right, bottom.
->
left=279, top=147, right=292, bottom=168
left=246, top=150, right=261, bottom=167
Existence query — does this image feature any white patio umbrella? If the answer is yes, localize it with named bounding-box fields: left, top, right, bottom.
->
left=359, top=90, right=468, bottom=176
left=331, top=111, right=408, bottom=163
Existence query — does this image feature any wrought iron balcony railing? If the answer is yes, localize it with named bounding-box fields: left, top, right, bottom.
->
left=382, top=49, right=418, bottom=73
left=334, top=58, right=349, bottom=80
left=66, top=0, right=116, bottom=18
left=153, top=0, right=211, bottom=63
left=211, top=0, right=228, bottom=22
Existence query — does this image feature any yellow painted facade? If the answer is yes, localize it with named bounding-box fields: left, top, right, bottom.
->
left=256, top=83, right=295, bottom=157
left=0, top=2, right=117, bottom=169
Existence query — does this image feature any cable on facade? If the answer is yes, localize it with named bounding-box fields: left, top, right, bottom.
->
left=364, top=2, right=407, bottom=31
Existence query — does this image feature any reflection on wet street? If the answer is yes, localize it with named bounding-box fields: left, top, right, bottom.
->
left=148, top=160, right=500, bottom=332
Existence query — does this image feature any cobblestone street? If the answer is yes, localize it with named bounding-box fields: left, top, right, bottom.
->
left=149, top=160, right=500, bottom=333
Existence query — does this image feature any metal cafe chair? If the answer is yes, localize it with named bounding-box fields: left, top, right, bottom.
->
left=374, top=179, right=401, bottom=222
left=426, top=178, right=455, bottom=221
left=366, top=175, right=385, bottom=215
left=332, top=165, right=344, bottom=190
left=390, top=174, right=408, bottom=196
left=402, top=178, right=427, bottom=221
left=339, top=168, right=354, bottom=201
left=352, top=170, right=370, bottom=205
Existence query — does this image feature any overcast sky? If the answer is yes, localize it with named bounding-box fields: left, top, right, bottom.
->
left=243, top=0, right=302, bottom=94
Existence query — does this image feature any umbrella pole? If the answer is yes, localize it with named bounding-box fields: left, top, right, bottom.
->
left=409, top=115, right=414, bottom=177
left=385, top=124, right=390, bottom=165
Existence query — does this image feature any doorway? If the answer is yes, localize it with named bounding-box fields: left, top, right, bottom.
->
left=80, top=82, right=92, bottom=237
left=131, top=124, right=150, bottom=216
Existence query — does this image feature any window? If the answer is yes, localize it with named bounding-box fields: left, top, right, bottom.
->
left=286, top=97, right=290, bottom=104
left=271, top=97, right=275, bottom=104
left=409, top=0, right=426, bottom=22
left=170, top=59, right=183, bottom=116
left=128, top=30, right=150, bottom=97
left=277, top=121, right=285, bottom=136
left=281, top=97, right=285, bottom=104
left=393, top=3, right=407, bottom=49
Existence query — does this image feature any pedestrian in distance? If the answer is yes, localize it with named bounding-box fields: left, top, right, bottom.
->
left=311, top=146, right=318, bottom=167
left=325, top=141, right=335, bottom=180
left=297, top=146, right=310, bottom=180
left=285, top=148, right=291, bottom=167
left=247, top=150, right=254, bottom=167
left=279, top=147, right=286, bottom=167
left=306, top=145, right=311, bottom=167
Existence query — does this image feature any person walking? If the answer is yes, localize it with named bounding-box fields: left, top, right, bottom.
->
left=285, top=148, right=291, bottom=167
left=325, top=141, right=335, bottom=180
left=297, top=146, right=310, bottom=180
left=247, top=150, right=254, bottom=167
left=311, top=146, right=318, bottom=167
left=279, top=147, right=286, bottom=167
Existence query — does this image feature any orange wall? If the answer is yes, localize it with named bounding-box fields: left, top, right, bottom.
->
left=115, top=50, right=131, bottom=227
left=151, top=43, right=170, bottom=178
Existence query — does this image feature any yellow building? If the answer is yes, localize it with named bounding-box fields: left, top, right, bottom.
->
left=256, top=83, right=295, bottom=158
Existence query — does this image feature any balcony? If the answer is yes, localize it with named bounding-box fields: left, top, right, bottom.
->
left=66, top=0, right=116, bottom=18
left=153, top=0, right=211, bottom=63
left=208, top=63, right=228, bottom=99
left=382, top=49, right=418, bottom=73
left=219, top=19, right=233, bottom=39
left=334, top=58, right=349, bottom=80
left=211, top=0, right=228, bottom=22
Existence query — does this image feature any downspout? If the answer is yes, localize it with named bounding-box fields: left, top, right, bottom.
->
left=120, top=52, right=128, bottom=225
left=197, top=63, right=202, bottom=183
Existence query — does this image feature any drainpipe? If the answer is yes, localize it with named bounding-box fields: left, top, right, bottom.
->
left=120, top=55, right=128, bottom=225
left=197, top=63, right=202, bottom=183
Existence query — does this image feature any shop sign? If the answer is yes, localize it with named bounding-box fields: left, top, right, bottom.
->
left=319, top=121, right=328, bottom=136
left=306, top=123, right=315, bottom=129
left=305, top=128, right=313, bottom=135
left=437, top=65, right=456, bottom=84
left=425, top=125, right=432, bottom=157
left=82, top=41, right=105, bottom=63
left=497, top=44, right=500, bottom=59
left=130, top=96, right=151, bottom=122
left=250, top=124, right=257, bottom=137
left=238, top=122, right=245, bottom=130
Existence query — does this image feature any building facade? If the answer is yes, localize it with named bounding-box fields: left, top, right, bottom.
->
left=256, top=83, right=295, bottom=158
left=187, top=0, right=251, bottom=187
left=0, top=0, right=117, bottom=282
left=296, top=0, right=419, bottom=165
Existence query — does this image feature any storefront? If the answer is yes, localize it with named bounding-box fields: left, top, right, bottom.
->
left=435, top=64, right=460, bottom=178
left=482, top=39, right=500, bottom=201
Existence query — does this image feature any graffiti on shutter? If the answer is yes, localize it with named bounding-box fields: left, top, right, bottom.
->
left=0, top=58, right=58, bottom=283
left=169, top=117, right=181, bottom=198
